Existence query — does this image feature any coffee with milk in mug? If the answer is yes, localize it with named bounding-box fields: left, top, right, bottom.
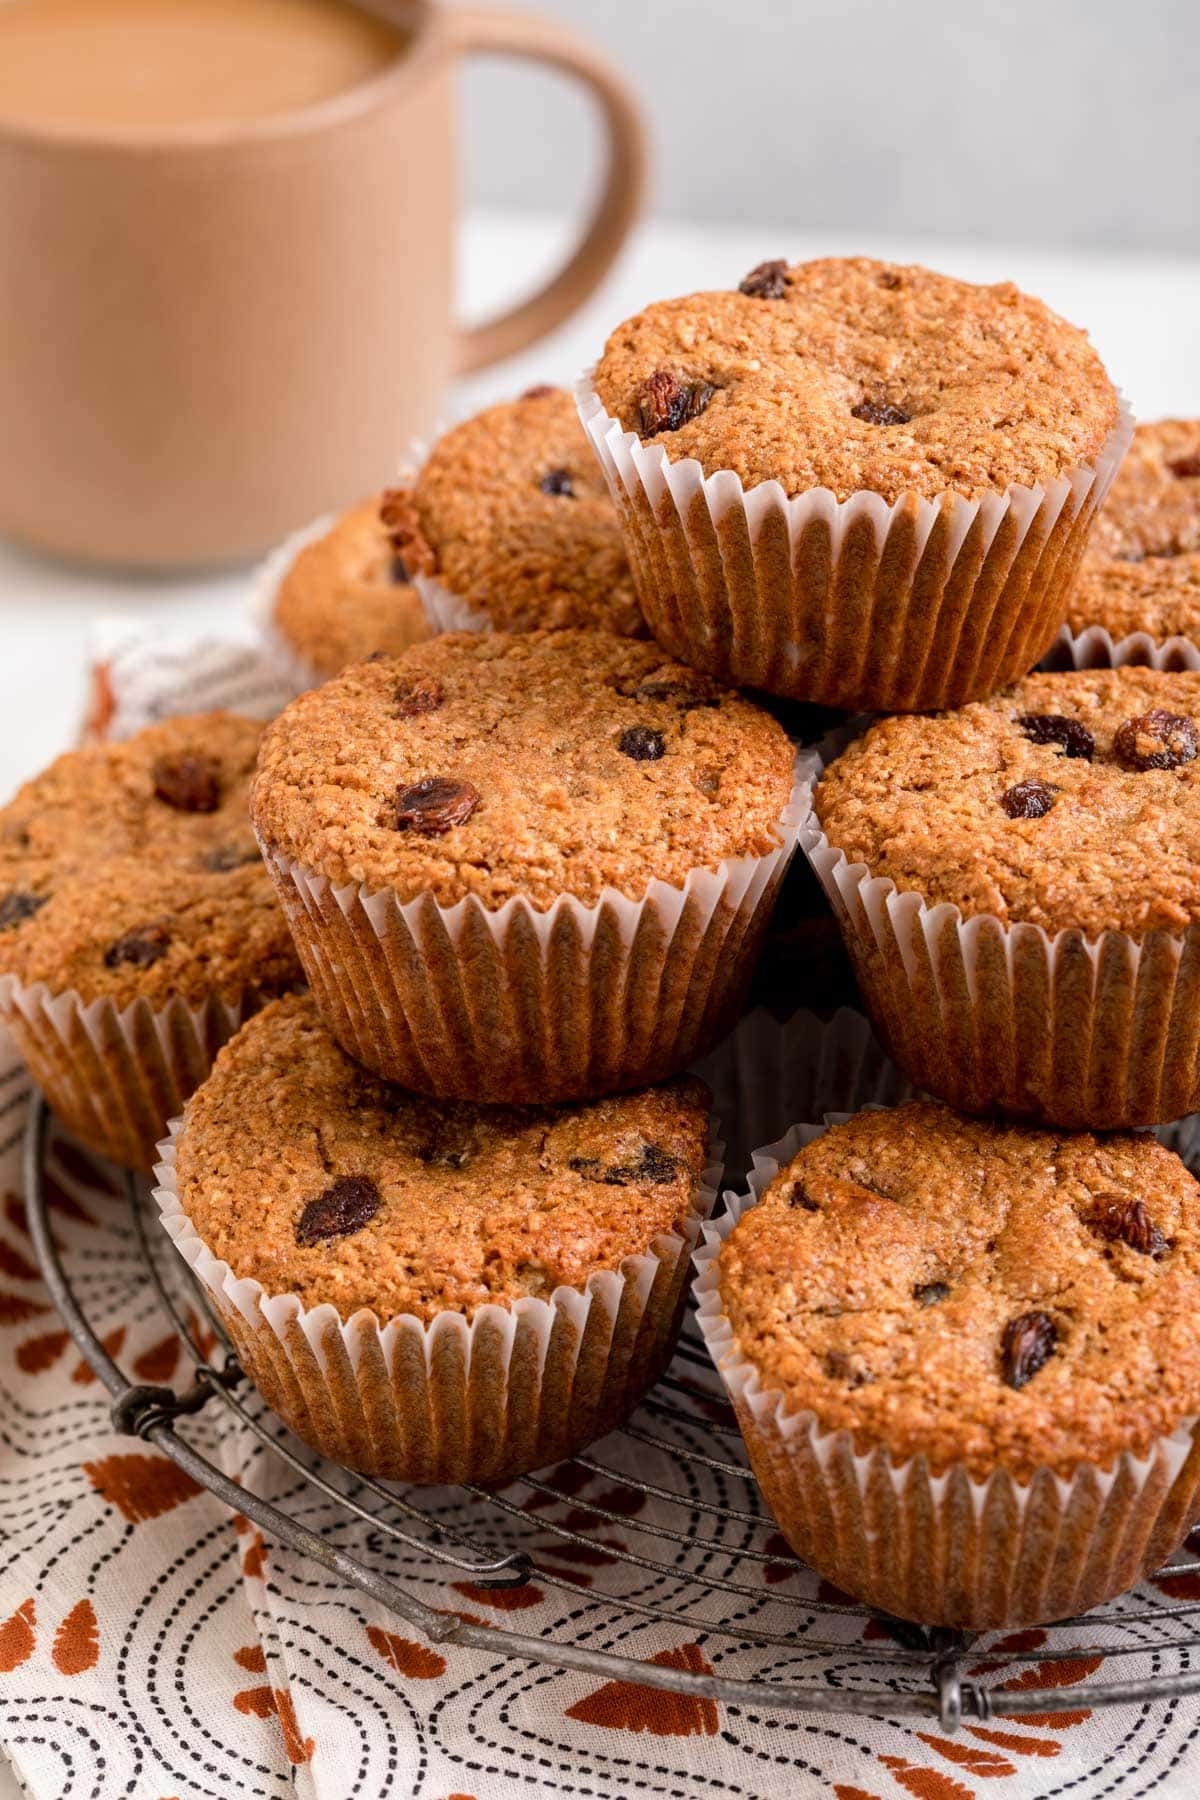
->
left=0, top=0, right=411, bottom=131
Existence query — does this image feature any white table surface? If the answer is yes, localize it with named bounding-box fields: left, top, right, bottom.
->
left=1, top=208, right=1198, bottom=803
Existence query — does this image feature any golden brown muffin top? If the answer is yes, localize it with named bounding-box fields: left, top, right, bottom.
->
left=251, top=631, right=796, bottom=909
left=176, top=993, right=712, bottom=1321
left=1067, top=420, right=1200, bottom=643
left=387, top=388, right=643, bottom=636
left=0, top=713, right=301, bottom=1006
left=717, top=1102, right=1200, bottom=1480
left=814, top=668, right=1200, bottom=938
left=593, top=257, right=1118, bottom=504
left=271, top=495, right=433, bottom=680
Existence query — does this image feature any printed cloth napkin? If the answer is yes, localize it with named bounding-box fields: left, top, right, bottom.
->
left=2, top=630, right=1199, bottom=1800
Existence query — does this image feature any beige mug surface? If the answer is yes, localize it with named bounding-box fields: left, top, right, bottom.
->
left=0, top=0, right=645, bottom=568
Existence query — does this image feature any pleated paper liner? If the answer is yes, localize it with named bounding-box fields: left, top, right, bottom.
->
left=693, top=1107, right=1200, bottom=1630
left=1045, top=620, right=1200, bottom=673
left=578, top=376, right=1133, bottom=712
left=255, top=760, right=806, bottom=1105
left=0, top=973, right=248, bottom=1170
left=797, top=728, right=1200, bottom=1130
left=155, top=1122, right=722, bottom=1486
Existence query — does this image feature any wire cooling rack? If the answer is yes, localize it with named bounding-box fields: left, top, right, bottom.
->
left=25, top=1093, right=1200, bottom=1736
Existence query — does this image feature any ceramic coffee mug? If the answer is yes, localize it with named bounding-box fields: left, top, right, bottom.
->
left=0, top=0, right=645, bottom=567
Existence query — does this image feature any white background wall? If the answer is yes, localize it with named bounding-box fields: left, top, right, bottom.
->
left=458, top=0, right=1198, bottom=252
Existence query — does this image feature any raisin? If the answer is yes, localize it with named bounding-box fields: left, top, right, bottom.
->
left=824, top=1349, right=870, bottom=1388
left=617, top=725, right=665, bottom=762
left=628, top=678, right=719, bottom=710
left=1114, top=709, right=1199, bottom=771
left=1000, top=778, right=1058, bottom=819
left=914, top=1281, right=950, bottom=1306
left=204, top=845, right=259, bottom=873
left=394, top=679, right=444, bottom=720
left=1167, top=454, right=1200, bottom=480
left=1016, top=713, right=1094, bottom=760
left=636, top=370, right=716, bottom=436
left=738, top=259, right=788, bottom=299
left=1001, top=1310, right=1057, bottom=1389
left=877, top=269, right=902, bottom=290
left=538, top=468, right=574, bottom=498
left=0, top=890, right=46, bottom=931
left=295, top=1174, right=380, bottom=1246
left=522, top=383, right=555, bottom=400
left=390, top=554, right=410, bottom=584
left=393, top=777, right=480, bottom=835
left=1085, top=1196, right=1168, bottom=1257
left=105, top=923, right=170, bottom=968
left=787, top=1182, right=820, bottom=1212
left=582, top=1143, right=680, bottom=1186
left=152, top=753, right=221, bottom=813
left=851, top=400, right=911, bottom=427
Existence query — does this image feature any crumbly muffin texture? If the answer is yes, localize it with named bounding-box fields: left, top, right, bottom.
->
left=0, top=713, right=301, bottom=1006
left=718, top=1102, right=1200, bottom=1479
left=593, top=257, right=1118, bottom=504
left=272, top=495, right=433, bottom=679
left=1067, top=420, right=1200, bottom=642
left=251, top=630, right=796, bottom=908
left=815, top=667, right=1200, bottom=938
left=387, top=388, right=643, bottom=636
left=176, top=994, right=712, bottom=1320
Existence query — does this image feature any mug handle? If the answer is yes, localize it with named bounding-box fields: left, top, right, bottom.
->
left=447, top=6, right=646, bottom=375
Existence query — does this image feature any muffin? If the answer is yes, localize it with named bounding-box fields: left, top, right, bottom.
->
left=250, top=630, right=800, bottom=1102
left=1063, top=420, right=1200, bottom=659
left=694, top=1102, right=1200, bottom=1629
left=582, top=256, right=1128, bottom=711
left=267, top=494, right=433, bottom=683
left=0, top=713, right=301, bottom=1167
left=156, top=993, right=716, bottom=1483
left=805, top=667, right=1200, bottom=1127
left=383, top=387, right=644, bottom=636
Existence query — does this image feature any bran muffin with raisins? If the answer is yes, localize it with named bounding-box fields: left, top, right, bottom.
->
left=583, top=256, right=1126, bottom=709
left=698, top=1100, right=1200, bottom=1626
left=269, top=493, right=432, bottom=682
left=251, top=630, right=799, bottom=1101
left=0, top=713, right=301, bottom=1166
left=1065, top=420, right=1200, bottom=651
left=161, top=993, right=715, bottom=1482
left=385, top=387, right=643, bottom=636
left=806, top=668, right=1200, bottom=1126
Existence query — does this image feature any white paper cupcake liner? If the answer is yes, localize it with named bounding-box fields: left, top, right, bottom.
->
left=412, top=570, right=494, bottom=636
left=251, top=511, right=342, bottom=698
left=693, top=1113, right=1200, bottom=1629
left=155, top=1121, right=723, bottom=1485
left=796, top=731, right=1200, bottom=1129
left=0, top=973, right=248, bottom=1171
left=1045, top=620, right=1200, bottom=673
left=256, top=759, right=806, bottom=1105
left=578, top=375, right=1133, bottom=712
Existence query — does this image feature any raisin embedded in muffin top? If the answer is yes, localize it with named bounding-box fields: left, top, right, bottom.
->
left=814, top=667, right=1200, bottom=939
left=592, top=257, right=1119, bottom=505
left=385, top=387, right=644, bottom=636
left=717, top=1101, right=1200, bottom=1480
left=175, top=993, right=712, bottom=1320
left=272, top=493, right=433, bottom=679
left=0, top=713, right=302, bottom=1006
left=1067, top=420, right=1200, bottom=642
left=250, top=630, right=797, bottom=909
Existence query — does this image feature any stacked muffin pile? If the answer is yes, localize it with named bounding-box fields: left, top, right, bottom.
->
left=8, top=256, right=1200, bottom=1633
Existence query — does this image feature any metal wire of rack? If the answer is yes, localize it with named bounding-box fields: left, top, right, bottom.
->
left=24, top=1093, right=1200, bottom=1736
